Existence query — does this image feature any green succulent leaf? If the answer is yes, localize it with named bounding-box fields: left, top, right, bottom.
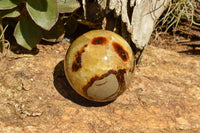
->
left=26, top=0, right=58, bottom=31
left=14, top=14, right=42, bottom=50
left=0, top=8, right=20, bottom=18
left=42, top=18, right=65, bottom=42
left=0, top=0, right=23, bottom=10
left=58, top=0, right=80, bottom=13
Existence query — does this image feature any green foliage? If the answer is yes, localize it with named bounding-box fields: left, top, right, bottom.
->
left=26, top=0, right=58, bottom=30
left=0, top=8, right=20, bottom=18
left=0, top=0, right=23, bottom=10
left=42, top=18, right=65, bottom=42
left=0, top=0, right=81, bottom=50
left=58, top=0, right=80, bottom=13
left=14, top=13, right=43, bottom=50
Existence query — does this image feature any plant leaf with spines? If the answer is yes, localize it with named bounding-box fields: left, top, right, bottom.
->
left=26, top=0, right=58, bottom=31
left=14, top=14, right=42, bottom=50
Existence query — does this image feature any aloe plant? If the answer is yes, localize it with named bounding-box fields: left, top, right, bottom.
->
left=0, top=0, right=80, bottom=50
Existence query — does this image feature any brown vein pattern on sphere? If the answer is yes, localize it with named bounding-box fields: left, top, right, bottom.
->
left=91, top=36, right=108, bottom=45
left=72, top=44, right=88, bottom=72
left=112, top=42, right=129, bottom=62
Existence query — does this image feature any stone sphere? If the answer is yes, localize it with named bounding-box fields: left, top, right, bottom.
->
left=64, top=30, right=135, bottom=102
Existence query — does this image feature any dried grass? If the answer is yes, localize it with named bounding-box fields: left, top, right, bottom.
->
left=0, top=24, right=9, bottom=58
left=156, top=0, right=200, bottom=32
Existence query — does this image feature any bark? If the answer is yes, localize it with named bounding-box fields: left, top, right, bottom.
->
left=97, top=0, right=170, bottom=50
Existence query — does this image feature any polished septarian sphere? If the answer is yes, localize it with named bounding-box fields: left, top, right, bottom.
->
left=64, top=30, right=135, bottom=102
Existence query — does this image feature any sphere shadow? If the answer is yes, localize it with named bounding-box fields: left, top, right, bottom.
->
left=53, top=60, right=112, bottom=107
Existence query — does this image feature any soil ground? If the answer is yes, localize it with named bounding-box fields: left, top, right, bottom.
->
left=0, top=32, right=200, bottom=132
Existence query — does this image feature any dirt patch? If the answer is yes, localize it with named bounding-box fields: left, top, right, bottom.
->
left=0, top=34, right=200, bottom=132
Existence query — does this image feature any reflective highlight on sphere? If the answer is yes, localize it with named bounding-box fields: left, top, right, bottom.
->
left=64, top=30, right=135, bottom=102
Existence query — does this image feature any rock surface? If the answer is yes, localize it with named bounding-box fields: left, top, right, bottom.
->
left=0, top=42, right=200, bottom=132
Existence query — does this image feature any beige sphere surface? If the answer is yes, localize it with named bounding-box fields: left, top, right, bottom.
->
left=64, top=30, right=135, bottom=102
